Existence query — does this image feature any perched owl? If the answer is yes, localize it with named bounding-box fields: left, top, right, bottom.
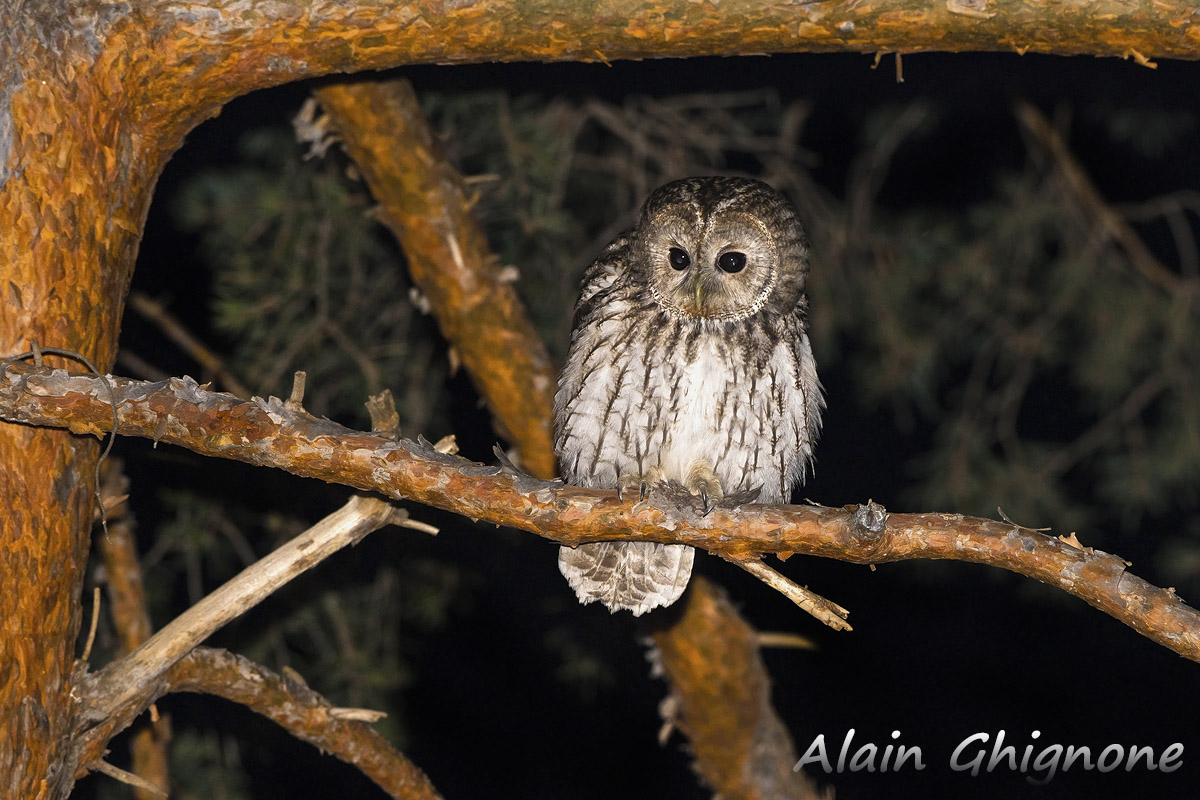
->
left=555, top=176, right=823, bottom=615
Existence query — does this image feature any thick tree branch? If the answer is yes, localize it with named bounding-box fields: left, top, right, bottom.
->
left=650, top=577, right=829, bottom=800
left=313, top=78, right=558, bottom=479
left=3, top=362, right=1199, bottom=661
left=81, top=0, right=1200, bottom=129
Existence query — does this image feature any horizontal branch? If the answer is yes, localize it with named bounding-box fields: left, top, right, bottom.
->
left=3, top=362, right=1199, bottom=661
left=138, top=0, right=1200, bottom=113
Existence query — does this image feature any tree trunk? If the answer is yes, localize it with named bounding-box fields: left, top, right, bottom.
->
left=0, top=11, right=172, bottom=798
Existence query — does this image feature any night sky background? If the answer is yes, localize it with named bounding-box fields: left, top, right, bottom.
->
left=85, top=50, right=1200, bottom=799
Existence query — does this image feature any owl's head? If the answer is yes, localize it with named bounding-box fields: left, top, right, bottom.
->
left=632, top=176, right=810, bottom=323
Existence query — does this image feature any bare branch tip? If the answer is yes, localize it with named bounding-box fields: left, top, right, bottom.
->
left=756, top=631, right=818, bottom=650
left=997, top=506, right=1051, bottom=531
left=81, top=585, right=101, bottom=662
left=328, top=706, right=389, bottom=723
left=365, top=389, right=401, bottom=433
left=90, top=760, right=167, bottom=798
left=730, top=556, right=851, bottom=631
left=281, top=665, right=309, bottom=687
left=286, top=370, right=307, bottom=410
left=396, top=514, right=440, bottom=536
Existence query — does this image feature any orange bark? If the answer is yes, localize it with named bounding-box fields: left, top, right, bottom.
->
left=651, top=577, right=827, bottom=800
left=1, top=11, right=164, bottom=796
left=315, top=79, right=558, bottom=479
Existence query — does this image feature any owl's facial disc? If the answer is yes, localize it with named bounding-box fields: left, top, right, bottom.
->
left=645, top=211, right=778, bottom=322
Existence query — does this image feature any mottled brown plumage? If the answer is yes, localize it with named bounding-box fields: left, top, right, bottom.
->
left=556, top=177, right=823, bottom=615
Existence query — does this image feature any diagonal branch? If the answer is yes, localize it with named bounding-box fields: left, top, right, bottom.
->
left=79, top=494, right=413, bottom=728
left=88, top=647, right=443, bottom=800
left=312, top=78, right=558, bottom=478
left=3, top=362, right=1200, bottom=662
left=650, top=576, right=830, bottom=800
left=313, top=79, right=817, bottom=796
left=166, top=648, right=443, bottom=800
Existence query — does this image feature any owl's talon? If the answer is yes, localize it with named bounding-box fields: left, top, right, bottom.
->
left=685, top=459, right=724, bottom=515
left=617, top=469, right=660, bottom=505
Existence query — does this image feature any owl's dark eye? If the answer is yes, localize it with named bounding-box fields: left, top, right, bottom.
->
left=717, top=251, right=747, bottom=274
left=668, top=247, right=691, bottom=271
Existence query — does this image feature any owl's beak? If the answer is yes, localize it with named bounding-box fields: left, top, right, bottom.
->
left=693, top=276, right=705, bottom=313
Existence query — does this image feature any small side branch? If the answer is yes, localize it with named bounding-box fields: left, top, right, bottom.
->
left=171, top=648, right=442, bottom=800
left=727, top=556, right=851, bottom=631
left=89, top=760, right=167, bottom=799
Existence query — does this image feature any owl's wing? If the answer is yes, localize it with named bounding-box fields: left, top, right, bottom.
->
left=570, top=232, right=633, bottom=332
left=555, top=230, right=698, bottom=616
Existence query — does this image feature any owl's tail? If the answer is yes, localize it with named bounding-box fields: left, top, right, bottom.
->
left=557, top=541, right=694, bottom=616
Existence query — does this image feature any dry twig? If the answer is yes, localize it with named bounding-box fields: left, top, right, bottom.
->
left=82, top=492, right=422, bottom=724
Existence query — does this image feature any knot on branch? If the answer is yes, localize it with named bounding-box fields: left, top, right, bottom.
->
left=850, top=500, right=887, bottom=546
left=821, top=500, right=891, bottom=562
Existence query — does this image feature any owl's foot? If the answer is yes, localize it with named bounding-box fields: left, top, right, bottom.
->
left=684, top=459, right=723, bottom=515
left=617, top=465, right=664, bottom=503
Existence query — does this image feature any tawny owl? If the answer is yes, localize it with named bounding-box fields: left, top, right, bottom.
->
left=555, top=176, right=823, bottom=615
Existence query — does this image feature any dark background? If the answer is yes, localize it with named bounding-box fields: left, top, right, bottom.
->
left=94, top=51, right=1200, bottom=799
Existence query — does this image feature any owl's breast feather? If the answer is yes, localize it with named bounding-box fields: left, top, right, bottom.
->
left=556, top=316, right=816, bottom=504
